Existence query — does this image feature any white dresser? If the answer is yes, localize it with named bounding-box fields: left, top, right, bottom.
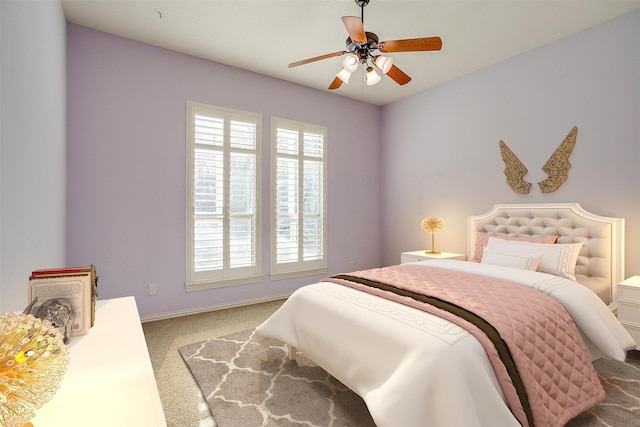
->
left=401, top=250, right=467, bottom=264
left=618, top=276, right=640, bottom=350
left=31, top=296, right=167, bottom=426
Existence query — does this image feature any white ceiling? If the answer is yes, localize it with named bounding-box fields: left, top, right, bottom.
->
left=62, top=0, right=639, bottom=106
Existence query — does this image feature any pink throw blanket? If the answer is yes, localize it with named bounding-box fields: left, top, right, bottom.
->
left=323, top=264, right=604, bottom=427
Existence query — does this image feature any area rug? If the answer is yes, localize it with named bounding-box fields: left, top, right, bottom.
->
left=179, top=329, right=640, bottom=427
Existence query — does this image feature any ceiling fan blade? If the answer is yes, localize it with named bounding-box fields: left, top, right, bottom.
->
left=379, top=37, right=442, bottom=53
left=386, top=64, right=411, bottom=85
left=328, top=76, right=343, bottom=90
left=341, top=16, right=367, bottom=43
left=288, top=51, right=346, bottom=68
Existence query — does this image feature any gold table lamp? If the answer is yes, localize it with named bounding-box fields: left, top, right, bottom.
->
left=421, top=216, right=445, bottom=254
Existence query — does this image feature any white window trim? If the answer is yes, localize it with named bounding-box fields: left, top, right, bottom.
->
left=185, top=101, right=262, bottom=292
left=270, top=117, right=328, bottom=280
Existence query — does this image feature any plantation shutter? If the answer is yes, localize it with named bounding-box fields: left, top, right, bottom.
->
left=271, top=118, right=327, bottom=279
left=187, top=102, right=261, bottom=291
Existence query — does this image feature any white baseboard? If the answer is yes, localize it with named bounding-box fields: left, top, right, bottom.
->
left=139, top=292, right=291, bottom=323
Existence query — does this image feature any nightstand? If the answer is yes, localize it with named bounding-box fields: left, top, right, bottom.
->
left=618, top=276, right=640, bottom=350
left=400, top=250, right=467, bottom=264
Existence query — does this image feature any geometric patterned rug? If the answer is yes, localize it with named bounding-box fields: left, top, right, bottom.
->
left=179, top=329, right=640, bottom=427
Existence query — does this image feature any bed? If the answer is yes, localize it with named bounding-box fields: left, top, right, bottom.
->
left=255, top=203, right=635, bottom=427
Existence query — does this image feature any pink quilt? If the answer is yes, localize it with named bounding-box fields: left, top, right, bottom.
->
left=323, top=264, right=604, bottom=427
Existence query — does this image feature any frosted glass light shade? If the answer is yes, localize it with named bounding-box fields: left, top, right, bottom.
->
left=342, top=53, right=359, bottom=72
left=336, top=68, right=352, bottom=83
left=366, top=67, right=381, bottom=86
left=374, top=55, right=393, bottom=74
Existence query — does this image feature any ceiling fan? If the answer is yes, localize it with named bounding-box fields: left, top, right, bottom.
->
left=288, top=0, right=442, bottom=90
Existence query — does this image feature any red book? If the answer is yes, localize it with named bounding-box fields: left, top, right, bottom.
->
left=31, top=266, right=94, bottom=277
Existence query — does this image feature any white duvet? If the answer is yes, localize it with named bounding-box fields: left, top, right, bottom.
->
left=255, top=260, right=635, bottom=427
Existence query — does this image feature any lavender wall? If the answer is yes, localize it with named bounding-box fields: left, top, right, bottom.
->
left=67, top=10, right=638, bottom=320
left=66, top=24, right=382, bottom=319
left=380, top=11, right=640, bottom=275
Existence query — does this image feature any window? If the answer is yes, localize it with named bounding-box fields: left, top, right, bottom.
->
left=186, top=102, right=261, bottom=291
left=271, top=117, right=327, bottom=279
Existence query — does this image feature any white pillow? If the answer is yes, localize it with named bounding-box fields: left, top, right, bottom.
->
left=486, top=237, right=584, bottom=281
left=481, top=249, right=544, bottom=271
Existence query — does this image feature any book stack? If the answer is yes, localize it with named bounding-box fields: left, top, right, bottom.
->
left=27, top=265, right=98, bottom=337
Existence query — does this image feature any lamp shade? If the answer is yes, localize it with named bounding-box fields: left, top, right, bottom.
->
left=421, top=216, right=445, bottom=233
left=366, top=67, right=381, bottom=86
left=336, top=68, right=352, bottom=83
left=0, top=312, right=69, bottom=427
left=374, top=55, right=393, bottom=74
left=342, top=53, right=359, bottom=72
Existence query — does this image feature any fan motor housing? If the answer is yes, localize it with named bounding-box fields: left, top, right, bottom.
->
left=345, top=31, right=379, bottom=59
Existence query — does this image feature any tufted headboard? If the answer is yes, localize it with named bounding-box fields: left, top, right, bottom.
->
left=468, top=203, right=624, bottom=309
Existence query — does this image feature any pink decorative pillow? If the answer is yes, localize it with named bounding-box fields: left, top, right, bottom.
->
left=472, top=232, right=558, bottom=262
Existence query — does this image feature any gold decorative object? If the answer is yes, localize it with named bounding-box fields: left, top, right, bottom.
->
left=499, top=140, right=531, bottom=194
left=421, top=216, right=445, bottom=254
left=538, top=126, right=577, bottom=193
left=499, top=126, right=578, bottom=194
left=0, top=312, right=69, bottom=427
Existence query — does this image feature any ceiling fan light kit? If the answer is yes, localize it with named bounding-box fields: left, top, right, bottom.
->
left=374, top=55, right=393, bottom=74
left=288, top=0, right=442, bottom=90
left=336, top=67, right=352, bottom=83
left=366, top=67, right=381, bottom=85
left=343, top=53, right=359, bottom=72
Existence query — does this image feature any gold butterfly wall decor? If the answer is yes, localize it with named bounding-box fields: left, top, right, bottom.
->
left=499, top=126, right=577, bottom=194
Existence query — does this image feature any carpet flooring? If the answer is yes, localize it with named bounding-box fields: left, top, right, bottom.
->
left=179, top=329, right=640, bottom=427
left=143, top=299, right=286, bottom=427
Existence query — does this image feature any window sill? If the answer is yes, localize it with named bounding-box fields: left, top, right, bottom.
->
left=185, top=275, right=262, bottom=292
left=269, top=267, right=328, bottom=282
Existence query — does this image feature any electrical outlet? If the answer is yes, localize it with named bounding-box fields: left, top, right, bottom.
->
left=349, top=260, right=355, bottom=271
left=148, top=283, right=157, bottom=296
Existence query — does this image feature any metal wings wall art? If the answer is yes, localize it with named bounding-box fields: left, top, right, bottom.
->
left=499, top=126, right=578, bottom=194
